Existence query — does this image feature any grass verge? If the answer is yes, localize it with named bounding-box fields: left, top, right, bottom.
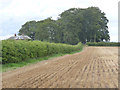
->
left=2, top=47, right=84, bottom=72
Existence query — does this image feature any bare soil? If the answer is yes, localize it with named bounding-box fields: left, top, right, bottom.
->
left=2, top=47, right=118, bottom=88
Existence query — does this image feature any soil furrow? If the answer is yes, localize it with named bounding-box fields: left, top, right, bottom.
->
left=2, top=47, right=118, bottom=88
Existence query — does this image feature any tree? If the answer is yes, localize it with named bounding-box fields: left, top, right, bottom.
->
left=19, top=20, right=37, bottom=40
left=82, top=7, right=109, bottom=42
left=19, top=7, right=110, bottom=44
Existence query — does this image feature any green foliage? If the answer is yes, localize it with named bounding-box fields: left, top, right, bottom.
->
left=0, top=41, right=2, bottom=64
left=86, top=42, right=120, bottom=46
left=19, top=7, right=110, bottom=45
left=2, top=40, right=83, bottom=64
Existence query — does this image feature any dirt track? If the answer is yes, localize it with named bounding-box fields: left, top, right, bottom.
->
left=2, top=47, right=118, bottom=88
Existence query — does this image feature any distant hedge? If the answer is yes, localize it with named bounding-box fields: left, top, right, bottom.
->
left=2, top=40, right=83, bottom=64
left=86, top=42, right=120, bottom=46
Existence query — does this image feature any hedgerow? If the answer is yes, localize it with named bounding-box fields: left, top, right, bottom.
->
left=86, top=42, right=120, bottom=46
left=2, top=40, right=83, bottom=64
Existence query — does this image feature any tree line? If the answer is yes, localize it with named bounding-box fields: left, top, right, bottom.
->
left=19, top=7, right=110, bottom=45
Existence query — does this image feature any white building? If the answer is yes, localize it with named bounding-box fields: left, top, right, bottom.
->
left=8, top=34, right=31, bottom=40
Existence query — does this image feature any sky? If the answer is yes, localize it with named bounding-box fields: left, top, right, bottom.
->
left=0, top=0, right=119, bottom=42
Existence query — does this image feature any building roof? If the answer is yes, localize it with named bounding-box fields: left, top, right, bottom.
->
left=8, top=34, right=31, bottom=40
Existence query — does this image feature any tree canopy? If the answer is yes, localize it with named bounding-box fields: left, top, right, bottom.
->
left=19, top=7, right=110, bottom=45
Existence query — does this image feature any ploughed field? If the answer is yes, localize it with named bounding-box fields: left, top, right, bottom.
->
left=2, top=47, right=118, bottom=88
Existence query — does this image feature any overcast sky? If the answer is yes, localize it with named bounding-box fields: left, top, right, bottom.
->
left=0, top=0, right=119, bottom=42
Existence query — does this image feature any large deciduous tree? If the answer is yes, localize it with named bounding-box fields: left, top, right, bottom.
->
left=19, top=7, right=110, bottom=45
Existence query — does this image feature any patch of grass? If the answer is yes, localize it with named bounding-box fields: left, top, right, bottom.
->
left=2, top=47, right=83, bottom=72
left=69, top=47, right=83, bottom=54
